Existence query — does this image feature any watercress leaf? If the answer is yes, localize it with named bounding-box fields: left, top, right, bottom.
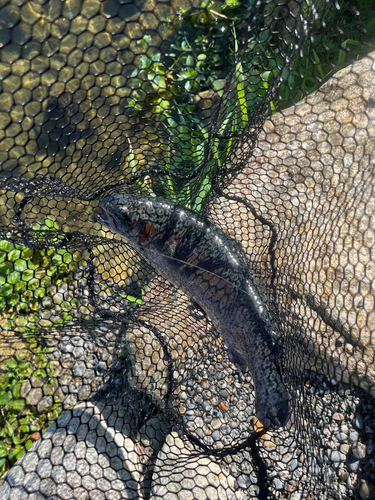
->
left=8, top=272, right=20, bottom=285
left=25, top=439, right=33, bottom=451
left=14, top=281, right=26, bottom=293
left=10, top=399, right=25, bottom=412
left=0, top=241, right=13, bottom=252
left=21, top=270, right=34, bottom=281
left=12, top=383, right=21, bottom=398
left=7, top=250, right=21, bottom=262
left=0, top=393, right=11, bottom=405
left=16, top=449, right=25, bottom=460
left=0, top=262, right=13, bottom=275
left=5, top=359, right=17, bottom=370
left=14, top=259, right=27, bottom=272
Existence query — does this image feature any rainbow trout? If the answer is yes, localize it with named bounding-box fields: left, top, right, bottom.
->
left=97, top=193, right=291, bottom=429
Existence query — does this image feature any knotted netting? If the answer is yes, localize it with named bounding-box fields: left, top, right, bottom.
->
left=0, top=0, right=374, bottom=498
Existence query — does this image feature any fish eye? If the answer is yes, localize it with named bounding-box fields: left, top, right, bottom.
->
left=119, top=206, right=131, bottom=218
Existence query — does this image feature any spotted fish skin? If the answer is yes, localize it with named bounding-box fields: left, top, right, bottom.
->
left=98, top=193, right=291, bottom=429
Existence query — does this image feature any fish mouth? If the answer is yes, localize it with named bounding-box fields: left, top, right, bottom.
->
left=96, top=208, right=117, bottom=231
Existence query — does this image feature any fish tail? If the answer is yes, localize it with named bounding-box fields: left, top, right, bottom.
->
left=254, top=364, right=291, bottom=430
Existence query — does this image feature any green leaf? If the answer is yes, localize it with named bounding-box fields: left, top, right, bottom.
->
left=6, top=293, right=19, bottom=306
left=7, top=444, right=22, bottom=460
left=21, top=248, right=33, bottom=259
left=0, top=284, right=13, bottom=296
left=0, top=262, right=13, bottom=275
left=14, top=281, right=26, bottom=293
left=34, top=288, right=45, bottom=299
left=138, top=55, right=152, bottom=69
left=27, top=278, right=40, bottom=291
left=14, top=259, right=27, bottom=272
left=185, top=55, right=194, bottom=67
left=21, top=270, right=34, bottom=282
left=8, top=250, right=21, bottom=262
left=10, top=399, right=25, bottom=412
left=0, top=240, right=13, bottom=252
left=0, top=446, right=8, bottom=458
left=0, top=393, right=11, bottom=405
left=25, top=439, right=33, bottom=451
left=12, top=383, right=21, bottom=398
left=8, top=271, right=20, bottom=285
left=5, top=358, right=17, bottom=370
left=51, top=254, right=62, bottom=266
left=16, top=449, right=25, bottom=460
left=16, top=304, right=28, bottom=315
left=18, top=362, right=30, bottom=371
left=44, top=218, right=56, bottom=229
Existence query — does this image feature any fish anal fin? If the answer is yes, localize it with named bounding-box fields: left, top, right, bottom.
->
left=228, top=348, right=248, bottom=373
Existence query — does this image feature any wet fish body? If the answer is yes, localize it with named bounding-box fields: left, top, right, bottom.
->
left=98, top=193, right=290, bottom=429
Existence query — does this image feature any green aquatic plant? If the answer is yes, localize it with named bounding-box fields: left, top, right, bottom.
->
left=0, top=228, right=81, bottom=332
left=126, top=0, right=371, bottom=212
left=0, top=345, right=61, bottom=477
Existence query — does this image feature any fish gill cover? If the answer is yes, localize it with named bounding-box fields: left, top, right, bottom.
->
left=0, top=0, right=374, bottom=499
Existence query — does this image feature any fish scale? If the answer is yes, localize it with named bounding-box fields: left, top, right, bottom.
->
left=98, top=193, right=291, bottom=430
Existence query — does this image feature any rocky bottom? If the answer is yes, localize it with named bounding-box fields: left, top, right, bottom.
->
left=0, top=318, right=374, bottom=500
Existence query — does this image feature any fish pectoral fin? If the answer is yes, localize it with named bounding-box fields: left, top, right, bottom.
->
left=228, top=348, right=248, bottom=373
left=165, top=235, right=179, bottom=256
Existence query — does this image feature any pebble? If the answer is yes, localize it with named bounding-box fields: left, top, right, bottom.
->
left=359, top=479, right=371, bottom=499
left=249, top=485, right=260, bottom=495
left=2, top=312, right=375, bottom=500
left=237, top=475, right=248, bottom=489
left=340, top=443, right=350, bottom=455
left=290, top=492, right=302, bottom=500
left=338, top=469, right=348, bottom=481
left=329, top=450, right=346, bottom=463
left=273, top=478, right=283, bottom=490
left=219, top=389, right=230, bottom=398
left=351, top=442, right=367, bottom=460
left=96, top=361, right=107, bottom=373
left=349, top=430, right=359, bottom=442
left=347, top=456, right=361, bottom=472
left=73, top=362, right=87, bottom=377
left=212, top=430, right=220, bottom=441
left=333, top=412, right=345, bottom=422
left=336, top=432, right=348, bottom=442
left=353, top=413, right=364, bottom=430
left=211, top=418, right=221, bottom=430
left=288, top=459, right=298, bottom=471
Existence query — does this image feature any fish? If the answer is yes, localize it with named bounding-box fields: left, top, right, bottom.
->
left=97, top=192, right=291, bottom=430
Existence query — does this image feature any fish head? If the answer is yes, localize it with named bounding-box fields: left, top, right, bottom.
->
left=97, top=193, right=173, bottom=248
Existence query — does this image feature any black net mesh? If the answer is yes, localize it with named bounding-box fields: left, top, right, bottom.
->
left=0, top=0, right=374, bottom=499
